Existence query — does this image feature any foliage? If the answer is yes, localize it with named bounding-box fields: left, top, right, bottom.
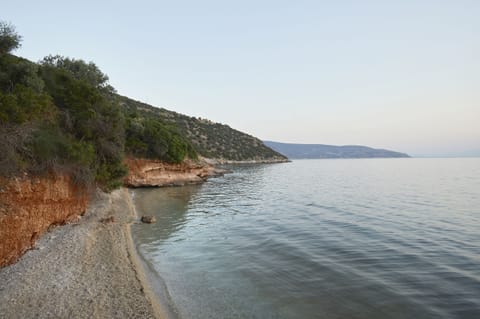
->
left=117, top=96, right=287, bottom=161
left=125, top=117, right=196, bottom=163
left=0, top=22, right=197, bottom=190
left=40, top=55, right=115, bottom=93
left=38, top=56, right=127, bottom=188
left=0, top=124, right=33, bottom=176
left=1, top=21, right=284, bottom=192
left=0, top=21, right=22, bottom=54
left=0, top=54, right=54, bottom=124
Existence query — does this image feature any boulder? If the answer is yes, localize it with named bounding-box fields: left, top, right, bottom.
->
left=141, top=215, right=156, bottom=224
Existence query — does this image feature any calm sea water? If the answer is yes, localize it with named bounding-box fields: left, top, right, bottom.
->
left=132, top=158, right=480, bottom=319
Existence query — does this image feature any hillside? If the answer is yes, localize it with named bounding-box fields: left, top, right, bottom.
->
left=0, top=22, right=286, bottom=266
left=264, top=141, right=410, bottom=159
left=0, top=22, right=285, bottom=191
left=116, top=95, right=287, bottom=162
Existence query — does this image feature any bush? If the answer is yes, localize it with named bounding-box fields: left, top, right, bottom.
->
left=95, top=162, right=128, bottom=191
left=0, top=124, right=33, bottom=176
left=125, top=117, right=195, bottom=163
left=0, top=21, right=21, bottom=54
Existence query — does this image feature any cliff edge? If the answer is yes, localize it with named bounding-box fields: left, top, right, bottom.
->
left=0, top=174, right=89, bottom=267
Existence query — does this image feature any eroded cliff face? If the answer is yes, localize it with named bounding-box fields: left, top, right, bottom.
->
left=0, top=159, right=222, bottom=267
left=124, top=158, right=226, bottom=187
left=0, top=174, right=89, bottom=267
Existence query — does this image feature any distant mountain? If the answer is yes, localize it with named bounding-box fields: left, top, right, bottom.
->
left=264, top=141, right=410, bottom=159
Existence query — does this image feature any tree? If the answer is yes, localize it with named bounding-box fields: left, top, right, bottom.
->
left=0, top=21, right=22, bottom=54
left=40, top=55, right=114, bottom=92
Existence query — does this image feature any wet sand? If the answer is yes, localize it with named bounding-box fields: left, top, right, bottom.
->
left=0, top=188, right=166, bottom=319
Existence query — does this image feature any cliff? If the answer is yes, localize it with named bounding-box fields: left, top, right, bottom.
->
left=123, top=158, right=227, bottom=187
left=0, top=158, right=226, bottom=267
left=0, top=174, right=89, bottom=267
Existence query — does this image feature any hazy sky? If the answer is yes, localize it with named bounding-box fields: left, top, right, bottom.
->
left=3, top=0, right=479, bottom=156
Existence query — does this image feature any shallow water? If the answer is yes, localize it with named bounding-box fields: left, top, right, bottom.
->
left=132, top=158, right=480, bottom=319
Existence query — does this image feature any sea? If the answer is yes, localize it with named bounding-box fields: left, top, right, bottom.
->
left=131, top=158, right=480, bottom=319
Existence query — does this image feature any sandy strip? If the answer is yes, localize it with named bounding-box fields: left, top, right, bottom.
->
left=0, top=188, right=166, bottom=319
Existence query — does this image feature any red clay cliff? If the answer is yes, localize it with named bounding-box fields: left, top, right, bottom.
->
left=0, top=158, right=225, bottom=267
left=0, top=174, right=89, bottom=267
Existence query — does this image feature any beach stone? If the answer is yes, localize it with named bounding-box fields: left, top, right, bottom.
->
left=100, top=216, right=115, bottom=224
left=141, top=216, right=156, bottom=224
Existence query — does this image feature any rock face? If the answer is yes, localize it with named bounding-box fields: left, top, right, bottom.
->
left=123, top=158, right=226, bottom=187
left=0, top=174, right=89, bottom=267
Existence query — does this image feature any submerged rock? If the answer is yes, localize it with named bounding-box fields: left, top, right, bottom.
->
left=141, top=215, right=156, bottom=224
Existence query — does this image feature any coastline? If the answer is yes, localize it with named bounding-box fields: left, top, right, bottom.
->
left=0, top=160, right=285, bottom=318
left=202, top=157, right=290, bottom=165
left=127, top=189, right=179, bottom=319
left=0, top=188, right=165, bottom=319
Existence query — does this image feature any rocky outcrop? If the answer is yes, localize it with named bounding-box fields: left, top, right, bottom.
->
left=123, top=158, right=226, bottom=187
left=0, top=174, right=89, bottom=267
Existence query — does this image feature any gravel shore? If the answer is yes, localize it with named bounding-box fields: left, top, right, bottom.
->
left=0, top=188, right=165, bottom=319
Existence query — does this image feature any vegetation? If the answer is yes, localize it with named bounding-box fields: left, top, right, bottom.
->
left=0, top=21, right=21, bottom=54
left=117, top=96, right=287, bottom=161
left=0, top=22, right=285, bottom=190
left=0, top=22, right=196, bottom=190
left=125, top=116, right=197, bottom=163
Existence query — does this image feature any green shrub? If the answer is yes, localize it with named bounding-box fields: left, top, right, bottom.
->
left=95, top=162, right=128, bottom=191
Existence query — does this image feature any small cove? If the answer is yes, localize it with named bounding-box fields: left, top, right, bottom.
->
left=132, top=158, right=480, bottom=319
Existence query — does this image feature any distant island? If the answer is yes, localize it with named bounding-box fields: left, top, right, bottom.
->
left=264, top=141, right=410, bottom=159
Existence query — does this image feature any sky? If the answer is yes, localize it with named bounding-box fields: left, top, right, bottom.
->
left=3, top=0, right=479, bottom=157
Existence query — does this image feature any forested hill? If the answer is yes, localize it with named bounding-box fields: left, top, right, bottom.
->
left=264, top=141, right=410, bottom=159
left=116, top=95, right=287, bottom=162
left=0, top=21, right=285, bottom=190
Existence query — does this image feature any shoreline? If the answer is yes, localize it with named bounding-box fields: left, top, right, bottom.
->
left=124, top=189, right=171, bottom=319
left=0, top=188, right=165, bottom=319
left=202, top=157, right=290, bottom=165
left=127, top=189, right=179, bottom=319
